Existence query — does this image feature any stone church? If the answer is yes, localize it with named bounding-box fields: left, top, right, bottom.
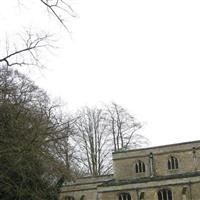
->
left=59, top=140, right=200, bottom=200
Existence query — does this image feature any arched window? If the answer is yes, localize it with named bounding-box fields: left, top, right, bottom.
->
left=136, top=160, right=146, bottom=173
left=139, top=192, right=144, bottom=200
left=64, top=196, right=75, bottom=200
left=168, top=156, right=179, bottom=170
left=119, top=192, right=131, bottom=200
left=157, top=189, right=172, bottom=200
left=80, top=195, right=85, bottom=200
left=182, top=187, right=187, bottom=200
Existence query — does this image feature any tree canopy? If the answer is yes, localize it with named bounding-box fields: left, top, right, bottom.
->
left=0, top=67, right=72, bottom=199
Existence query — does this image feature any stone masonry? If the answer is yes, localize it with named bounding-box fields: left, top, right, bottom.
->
left=60, top=140, right=200, bottom=200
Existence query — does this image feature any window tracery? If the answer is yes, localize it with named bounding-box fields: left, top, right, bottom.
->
left=168, top=156, right=179, bottom=170
left=158, top=189, right=172, bottom=200
left=64, top=196, right=75, bottom=200
left=119, top=192, right=131, bottom=200
left=135, top=160, right=146, bottom=173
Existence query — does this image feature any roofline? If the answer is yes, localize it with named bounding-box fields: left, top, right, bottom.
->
left=76, top=174, right=113, bottom=180
left=112, top=139, right=200, bottom=154
left=99, top=171, right=200, bottom=187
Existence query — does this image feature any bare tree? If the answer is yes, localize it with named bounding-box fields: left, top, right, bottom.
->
left=40, top=0, right=76, bottom=31
left=74, top=107, right=112, bottom=176
left=0, top=0, right=76, bottom=68
left=106, top=102, right=147, bottom=151
left=15, top=0, right=76, bottom=31
left=72, top=104, right=148, bottom=176
left=0, top=31, right=52, bottom=68
left=47, top=115, right=82, bottom=181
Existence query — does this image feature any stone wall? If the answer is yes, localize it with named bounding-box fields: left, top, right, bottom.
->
left=60, top=140, right=200, bottom=200
left=59, top=175, right=113, bottom=200
left=113, top=140, right=200, bottom=180
left=98, top=177, right=200, bottom=200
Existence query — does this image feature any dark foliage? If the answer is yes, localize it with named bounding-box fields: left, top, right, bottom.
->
left=0, top=67, right=69, bottom=199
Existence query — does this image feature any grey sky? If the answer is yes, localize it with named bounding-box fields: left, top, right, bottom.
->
left=1, top=0, right=200, bottom=146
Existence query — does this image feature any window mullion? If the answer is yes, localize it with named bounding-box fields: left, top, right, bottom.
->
left=161, top=191, right=164, bottom=200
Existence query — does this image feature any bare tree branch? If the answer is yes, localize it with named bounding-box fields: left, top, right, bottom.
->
left=0, top=31, right=53, bottom=68
left=73, top=107, right=112, bottom=176
left=40, top=0, right=76, bottom=32
left=106, top=102, right=148, bottom=151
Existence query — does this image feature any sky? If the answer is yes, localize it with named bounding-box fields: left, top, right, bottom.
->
left=1, top=0, right=200, bottom=147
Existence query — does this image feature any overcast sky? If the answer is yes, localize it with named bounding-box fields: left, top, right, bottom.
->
left=1, top=0, right=200, bottom=147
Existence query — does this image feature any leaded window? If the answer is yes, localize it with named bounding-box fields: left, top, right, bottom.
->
left=139, top=192, right=144, bottom=200
left=80, top=195, right=85, bottom=200
left=136, top=160, right=146, bottom=173
left=65, top=196, right=75, bottom=200
left=119, top=192, right=131, bottom=200
left=182, top=187, right=187, bottom=200
left=158, top=189, right=172, bottom=200
left=168, top=156, right=178, bottom=170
